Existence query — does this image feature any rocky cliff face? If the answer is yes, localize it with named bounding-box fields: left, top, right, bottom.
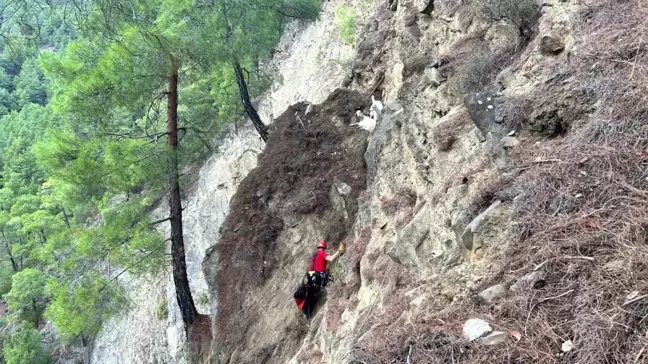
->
left=202, top=0, right=633, bottom=363
left=93, top=0, right=648, bottom=362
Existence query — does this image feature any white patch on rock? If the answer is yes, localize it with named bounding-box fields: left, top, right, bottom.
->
left=463, top=318, right=493, bottom=341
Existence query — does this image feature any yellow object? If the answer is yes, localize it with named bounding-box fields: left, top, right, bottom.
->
left=338, top=243, right=346, bottom=255
left=308, top=271, right=315, bottom=276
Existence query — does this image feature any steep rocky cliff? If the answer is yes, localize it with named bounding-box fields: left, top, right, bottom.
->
left=91, top=0, right=648, bottom=362
left=204, top=0, right=648, bottom=363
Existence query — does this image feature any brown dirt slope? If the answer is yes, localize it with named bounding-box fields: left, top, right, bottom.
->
left=206, top=89, right=370, bottom=360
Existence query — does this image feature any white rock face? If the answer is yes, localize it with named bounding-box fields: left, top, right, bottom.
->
left=90, top=273, right=172, bottom=363
left=90, top=1, right=358, bottom=362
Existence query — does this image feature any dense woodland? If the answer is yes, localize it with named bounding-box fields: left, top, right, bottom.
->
left=0, top=0, right=320, bottom=362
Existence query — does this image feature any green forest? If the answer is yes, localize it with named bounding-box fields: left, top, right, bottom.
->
left=0, top=0, right=319, bottom=362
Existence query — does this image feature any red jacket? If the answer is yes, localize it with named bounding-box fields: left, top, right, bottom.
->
left=311, top=250, right=328, bottom=272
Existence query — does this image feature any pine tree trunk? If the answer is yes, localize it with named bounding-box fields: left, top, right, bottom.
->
left=166, top=57, right=198, bottom=334
left=32, top=298, right=38, bottom=328
left=40, top=229, right=47, bottom=246
left=61, top=206, right=71, bottom=229
left=233, top=60, right=268, bottom=142
left=1, top=230, right=18, bottom=272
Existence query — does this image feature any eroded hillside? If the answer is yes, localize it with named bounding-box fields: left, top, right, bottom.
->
left=203, top=0, right=648, bottom=363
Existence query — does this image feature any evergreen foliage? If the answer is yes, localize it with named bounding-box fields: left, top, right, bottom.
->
left=0, top=0, right=321, bottom=356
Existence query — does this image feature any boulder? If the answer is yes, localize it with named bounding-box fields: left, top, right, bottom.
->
left=478, top=284, right=508, bottom=305
left=464, top=92, right=520, bottom=140
left=479, top=331, right=509, bottom=346
left=486, top=20, right=520, bottom=52
left=392, top=206, right=430, bottom=269
left=540, top=33, right=565, bottom=55
left=457, top=200, right=502, bottom=251
left=365, top=103, right=403, bottom=186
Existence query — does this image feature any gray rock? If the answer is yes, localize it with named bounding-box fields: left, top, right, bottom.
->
left=464, top=92, right=503, bottom=137
left=474, top=128, right=487, bottom=142
left=502, top=136, right=520, bottom=148
left=463, top=318, right=493, bottom=341
left=486, top=20, right=520, bottom=52
left=330, top=179, right=353, bottom=221
left=478, top=284, right=508, bottom=305
left=334, top=178, right=352, bottom=196
left=464, top=92, right=521, bottom=141
left=540, top=33, right=565, bottom=55
left=510, top=270, right=547, bottom=292
left=603, top=259, right=626, bottom=274
left=479, top=331, right=509, bottom=345
left=458, top=200, right=502, bottom=251
left=393, top=206, right=430, bottom=269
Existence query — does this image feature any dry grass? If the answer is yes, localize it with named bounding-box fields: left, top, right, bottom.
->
left=432, top=110, right=471, bottom=152
left=352, top=0, right=648, bottom=363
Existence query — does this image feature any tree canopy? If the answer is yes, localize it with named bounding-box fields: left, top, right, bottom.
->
left=0, top=0, right=320, bottom=358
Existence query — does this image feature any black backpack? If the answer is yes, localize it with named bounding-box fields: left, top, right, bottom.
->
left=293, top=282, right=309, bottom=300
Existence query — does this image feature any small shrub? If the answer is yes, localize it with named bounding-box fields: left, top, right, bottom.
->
left=156, top=299, right=168, bottom=321
left=432, top=111, right=470, bottom=151
left=197, top=292, right=210, bottom=306
left=335, top=6, right=357, bottom=45
left=281, top=0, right=320, bottom=20
left=477, top=0, right=540, bottom=30
left=450, top=51, right=494, bottom=94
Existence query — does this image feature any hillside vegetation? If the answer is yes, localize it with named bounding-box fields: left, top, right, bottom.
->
left=0, top=0, right=318, bottom=361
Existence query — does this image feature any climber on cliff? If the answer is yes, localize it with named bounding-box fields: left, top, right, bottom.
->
left=308, top=240, right=344, bottom=287
left=294, top=240, right=345, bottom=319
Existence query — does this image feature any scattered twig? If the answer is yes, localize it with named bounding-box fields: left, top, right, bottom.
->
left=533, top=256, right=595, bottom=271
left=630, top=32, right=644, bottom=79
left=635, top=345, right=647, bottom=364
left=623, top=294, right=648, bottom=306
left=525, top=289, right=575, bottom=335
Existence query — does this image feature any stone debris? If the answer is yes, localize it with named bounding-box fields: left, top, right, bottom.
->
left=478, top=284, right=508, bottom=305
left=479, top=331, right=509, bottom=346
left=510, top=270, right=547, bottom=292
left=463, top=318, right=493, bottom=341
left=561, top=340, right=574, bottom=353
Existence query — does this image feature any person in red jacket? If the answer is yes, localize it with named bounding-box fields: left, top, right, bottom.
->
left=311, top=240, right=343, bottom=272
left=301, top=240, right=345, bottom=319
